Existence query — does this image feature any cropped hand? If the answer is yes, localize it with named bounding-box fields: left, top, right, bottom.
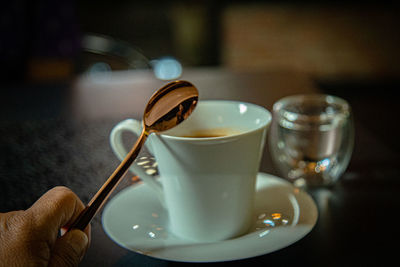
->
left=0, top=186, right=90, bottom=267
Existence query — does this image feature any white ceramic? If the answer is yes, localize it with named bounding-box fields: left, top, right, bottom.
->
left=102, top=172, right=318, bottom=262
left=110, top=100, right=271, bottom=242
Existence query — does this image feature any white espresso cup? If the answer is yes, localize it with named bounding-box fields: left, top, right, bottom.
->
left=110, top=100, right=271, bottom=242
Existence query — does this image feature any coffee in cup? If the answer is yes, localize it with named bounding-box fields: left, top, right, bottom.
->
left=175, top=127, right=241, bottom=138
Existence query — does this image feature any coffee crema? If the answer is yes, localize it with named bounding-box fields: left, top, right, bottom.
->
left=179, top=128, right=241, bottom=138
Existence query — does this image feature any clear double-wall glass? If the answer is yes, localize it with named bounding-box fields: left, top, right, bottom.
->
left=269, top=94, right=354, bottom=188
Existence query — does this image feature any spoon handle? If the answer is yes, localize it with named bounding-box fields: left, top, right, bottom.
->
left=68, top=130, right=149, bottom=231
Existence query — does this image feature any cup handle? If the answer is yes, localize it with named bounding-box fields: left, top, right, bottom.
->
left=110, top=119, right=165, bottom=203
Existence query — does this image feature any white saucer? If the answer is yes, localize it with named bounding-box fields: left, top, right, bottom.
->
left=102, top=172, right=318, bottom=262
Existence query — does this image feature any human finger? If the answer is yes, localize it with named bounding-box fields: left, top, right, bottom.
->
left=48, top=229, right=88, bottom=267
left=28, top=186, right=85, bottom=232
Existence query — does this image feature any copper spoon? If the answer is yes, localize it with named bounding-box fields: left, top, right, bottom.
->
left=68, top=80, right=198, bottom=231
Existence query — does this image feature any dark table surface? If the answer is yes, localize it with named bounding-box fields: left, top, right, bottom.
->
left=1, top=68, right=399, bottom=266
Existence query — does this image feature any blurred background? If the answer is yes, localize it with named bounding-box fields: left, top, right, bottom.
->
left=1, top=0, right=399, bottom=84
left=1, top=2, right=399, bottom=265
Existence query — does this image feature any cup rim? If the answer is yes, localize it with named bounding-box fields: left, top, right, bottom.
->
left=158, top=100, right=271, bottom=141
left=273, top=94, right=351, bottom=125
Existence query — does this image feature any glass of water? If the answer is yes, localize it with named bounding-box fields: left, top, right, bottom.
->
left=269, top=94, right=354, bottom=188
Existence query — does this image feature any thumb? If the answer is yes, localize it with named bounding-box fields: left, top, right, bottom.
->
left=49, top=229, right=88, bottom=267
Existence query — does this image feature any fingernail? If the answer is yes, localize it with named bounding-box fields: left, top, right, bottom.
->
left=67, top=229, right=89, bottom=259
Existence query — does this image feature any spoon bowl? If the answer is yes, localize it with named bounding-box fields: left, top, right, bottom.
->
left=144, top=80, right=198, bottom=132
